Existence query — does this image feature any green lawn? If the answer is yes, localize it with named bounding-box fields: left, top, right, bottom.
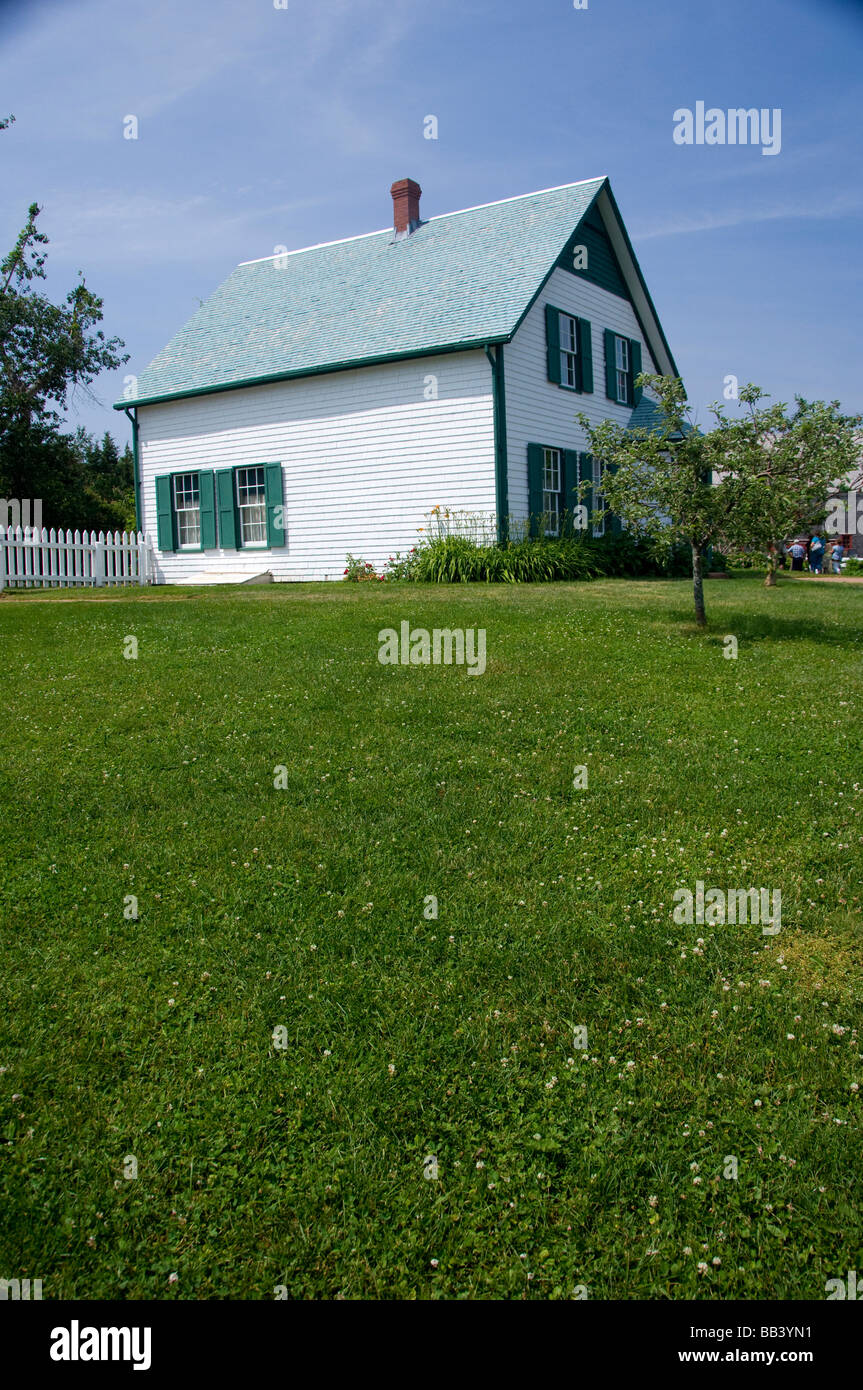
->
left=0, top=574, right=861, bottom=1300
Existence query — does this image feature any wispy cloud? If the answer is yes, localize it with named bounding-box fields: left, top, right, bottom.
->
left=2, top=0, right=423, bottom=142
left=43, top=189, right=329, bottom=266
left=1, top=0, right=259, bottom=140
left=635, top=191, right=863, bottom=240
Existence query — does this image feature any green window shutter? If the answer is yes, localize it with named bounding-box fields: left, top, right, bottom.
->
left=155, top=474, right=175, bottom=552
left=545, top=305, right=561, bottom=385
left=630, top=339, right=643, bottom=406
left=527, top=443, right=544, bottom=538
left=264, top=462, right=285, bottom=548
left=603, top=329, right=617, bottom=401
left=563, top=449, right=580, bottom=536
left=607, top=462, right=622, bottom=535
left=577, top=318, right=593, bottom=394
left=198, top=470, right=216, bottom=549
left=216, top=468, right=238, bottom=549
left=579, top=452, right=593, bottom=527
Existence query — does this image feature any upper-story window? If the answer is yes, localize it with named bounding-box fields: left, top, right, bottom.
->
left=545, top=305, right=593, bottom=393
left=604, top=330, right=642, bottom=407
left=614, top=336, right=630, bottom=405
left=559, top=314, right=579, bottom=389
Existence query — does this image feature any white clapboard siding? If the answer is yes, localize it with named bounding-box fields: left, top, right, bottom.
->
left=0, top=527, right=154, bottom=589
left=504, top=267, right=659, bottom=519
left=138, top=349, right=496, bottom=583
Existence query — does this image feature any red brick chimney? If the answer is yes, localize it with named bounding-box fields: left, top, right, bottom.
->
left=391, top=178, right=422, bottom=238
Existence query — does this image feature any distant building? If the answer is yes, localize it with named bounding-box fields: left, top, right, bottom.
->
left=825, top=439, right=863, bottom=558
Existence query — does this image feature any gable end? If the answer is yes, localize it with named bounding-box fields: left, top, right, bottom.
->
left=557, top=213, right=630, bottom=301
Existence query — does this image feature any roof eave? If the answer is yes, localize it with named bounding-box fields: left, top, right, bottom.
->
left=505, top=178, right=609, bottom=343
left=599, top=183, right=680, bottom=382
left=113, top=335, right=508, bottom=411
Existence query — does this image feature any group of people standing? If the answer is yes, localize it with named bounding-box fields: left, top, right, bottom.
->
left=785, top=535, right=845, bottom=574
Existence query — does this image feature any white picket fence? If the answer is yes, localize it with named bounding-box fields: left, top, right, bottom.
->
left=0, top=525, right=155, bottom=589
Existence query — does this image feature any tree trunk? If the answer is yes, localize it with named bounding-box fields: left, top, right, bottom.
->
left=764, top=543, right=778, bottom=587
left=692, top=544, right=707, bottom=627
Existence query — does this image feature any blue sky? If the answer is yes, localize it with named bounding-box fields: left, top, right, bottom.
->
left=2, top=0, right=861, bottom=447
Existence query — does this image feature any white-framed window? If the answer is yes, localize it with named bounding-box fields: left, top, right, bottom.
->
left=543, top=448, right=561, bottom=535
left=173, top=472, right=201, bottom=549
left=236, top=466, right=267, bottom=547
left=615, top=336, right=630, bottom=404
left=559, top=313, right=579, bottom=389
left=592, top=457, right=605, bottom=538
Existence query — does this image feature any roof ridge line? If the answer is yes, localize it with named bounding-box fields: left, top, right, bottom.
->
left=425, top=176, right=607, bottom=223
left=236, top=177, right=608, bottom=267
left=238, top=225, right=390, bottom=266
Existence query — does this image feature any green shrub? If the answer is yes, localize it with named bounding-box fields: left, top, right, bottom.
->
left=843, top=555, right=863, bottom=577
left=350, top=514, right=697, bottom=587
left=382, top=549, right=421, bottom=581
left=722, top=549, right=759, bottom=569
left=343, top=554, right=383, bottom=582
left=588, top=532, right=692, bottom=578
left=395, top=532, right=692, bottom=584
left=410, top=535, right=493, bottom=582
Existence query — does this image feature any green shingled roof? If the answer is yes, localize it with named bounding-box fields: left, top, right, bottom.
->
left=123, top=178, right=608, bottom=406
left=627, top=396, right=695, bottom=436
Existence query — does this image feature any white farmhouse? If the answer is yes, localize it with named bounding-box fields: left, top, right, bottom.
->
left=116, top=177, right=679, bottom=582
